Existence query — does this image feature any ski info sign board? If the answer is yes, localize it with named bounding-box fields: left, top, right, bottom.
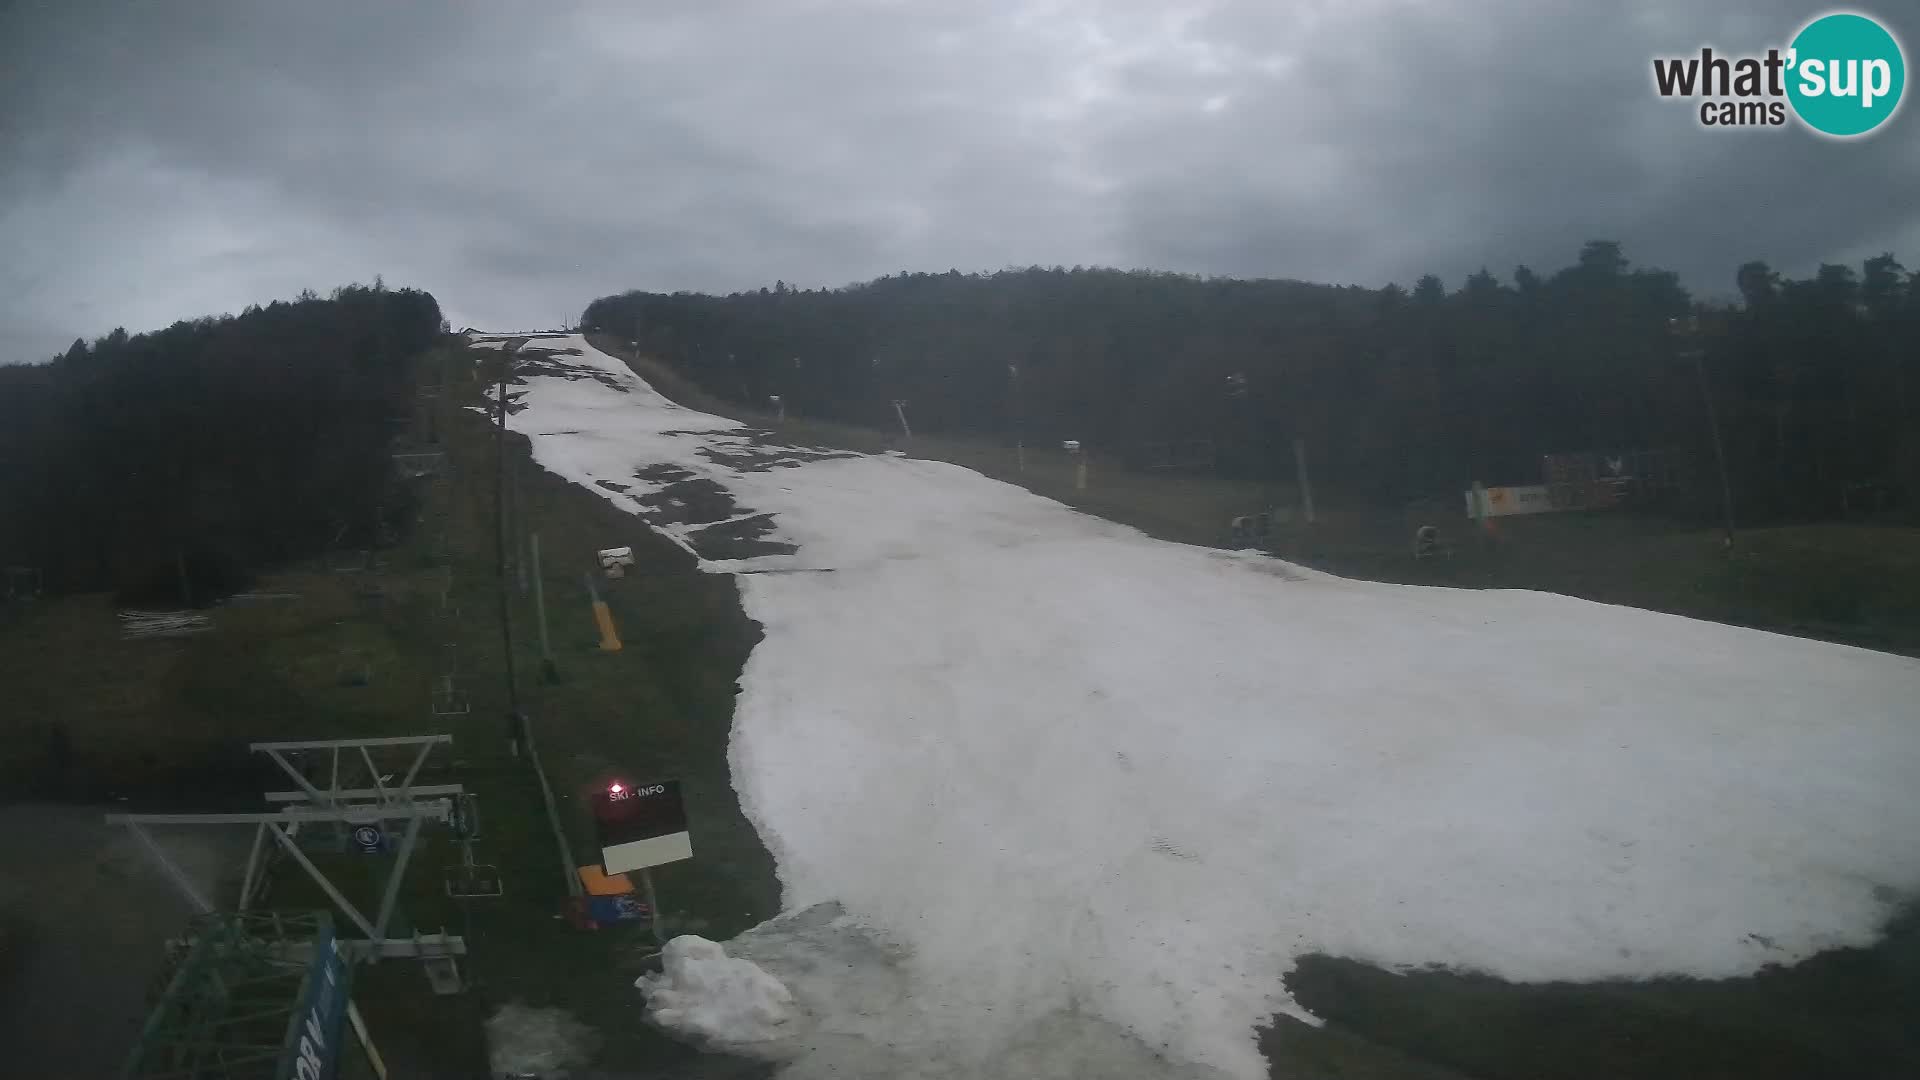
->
left=593, top=779, right=692, bottom=874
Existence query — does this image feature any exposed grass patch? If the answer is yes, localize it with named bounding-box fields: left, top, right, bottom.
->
left=1283, top=905, right=1920, bottom=1080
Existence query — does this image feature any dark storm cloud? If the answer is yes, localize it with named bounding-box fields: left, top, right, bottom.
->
left=2, top=0, right=1915, bottom=362
left=1098, top=0, right=1920, bottom=294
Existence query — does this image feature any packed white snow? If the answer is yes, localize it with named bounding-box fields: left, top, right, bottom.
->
left=485, top=1003, right=601, bottom=1076
left=496, top=335, right=1920, bottom=1079
left=640, top=902, right=1226, bottom=1080
left=636, top=936, right=797, bottom=1046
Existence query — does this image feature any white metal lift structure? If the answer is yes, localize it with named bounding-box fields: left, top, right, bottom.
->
left=105, top=735, right=469, bottom=973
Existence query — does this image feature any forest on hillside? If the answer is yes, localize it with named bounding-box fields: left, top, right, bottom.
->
left=584, top=244, right=1920, bottom=521
left=0, top=282, right=444, bottom=601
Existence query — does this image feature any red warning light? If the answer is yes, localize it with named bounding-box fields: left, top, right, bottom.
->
left=609, top=782, right=623, bottom=794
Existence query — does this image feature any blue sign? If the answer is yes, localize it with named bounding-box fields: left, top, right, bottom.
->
left=350, top=824, right=384, bottom=854
left=587, top=893, right=649, bottom=926
left=282, top=922, right=350, bottom=1080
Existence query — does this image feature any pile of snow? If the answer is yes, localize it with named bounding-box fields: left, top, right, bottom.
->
left=640, top=903, right=1226, bottom=1080
left=506, top=335, right=1920, bottom=1080
left=485, top=1003, right=600, bottom=1076
left=636, top=936, right=797, bottom=1048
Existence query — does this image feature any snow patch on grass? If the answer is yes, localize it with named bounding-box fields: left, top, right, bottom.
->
left=485, top=1003, right=600, bottom=1076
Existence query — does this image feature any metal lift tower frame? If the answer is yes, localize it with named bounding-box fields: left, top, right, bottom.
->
left=119, top=910, right=363, bottom=1080
left=105, top=736, right=470, bottom=960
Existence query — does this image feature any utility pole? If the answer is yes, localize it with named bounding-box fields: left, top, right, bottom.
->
left=530, top=531, right=557, bottom=684
left=1672, top=317, right=1736, bottom=551
left=1689, top=345, right=1737, bottom=551
left=1009, top=363, right=1025, bottom=472
left=1065, top=440, right=1086, bottom=491
left=175, top=547, right=193, bottom=609
left=494, top=351, right=522, bottom=752
left=428, top=351, right=448, bottom=444
left=1226, top=372, right=1251, bottom=480
left=1292, top=437, right=1317, bottom=525
left=511, top=459, right=528, bottom=595
left=1697, top=349, right=1743, bottom=549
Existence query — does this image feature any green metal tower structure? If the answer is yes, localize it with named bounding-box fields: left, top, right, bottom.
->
left=122, top=911, right=364, bottom=1080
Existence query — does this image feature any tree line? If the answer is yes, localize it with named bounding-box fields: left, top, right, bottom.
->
left=583, top=243, right=1920, bottom=521
left=0, top=282, right=444, bottom=602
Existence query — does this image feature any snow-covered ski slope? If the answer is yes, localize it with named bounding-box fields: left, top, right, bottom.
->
left=485, top=333, right=1920, bottom=1080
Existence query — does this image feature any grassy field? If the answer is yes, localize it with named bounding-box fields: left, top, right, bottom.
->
left=1258, top=507, right=1920, bottom=658
left=1283, top=908, right=1920, bottom=1080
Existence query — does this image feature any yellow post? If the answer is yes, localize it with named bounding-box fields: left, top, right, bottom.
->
left=593, top=598, right=622, bottom=651
left=584, top=573, right=623, bottom=651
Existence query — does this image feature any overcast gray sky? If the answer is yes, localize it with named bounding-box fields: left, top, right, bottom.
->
left=3, top=0, right=1915, bottom=363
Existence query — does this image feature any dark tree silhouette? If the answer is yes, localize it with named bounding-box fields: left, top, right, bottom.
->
left=0, top=282, right=444, bottom=602
left=584, top=246, right=1920, bottom=520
